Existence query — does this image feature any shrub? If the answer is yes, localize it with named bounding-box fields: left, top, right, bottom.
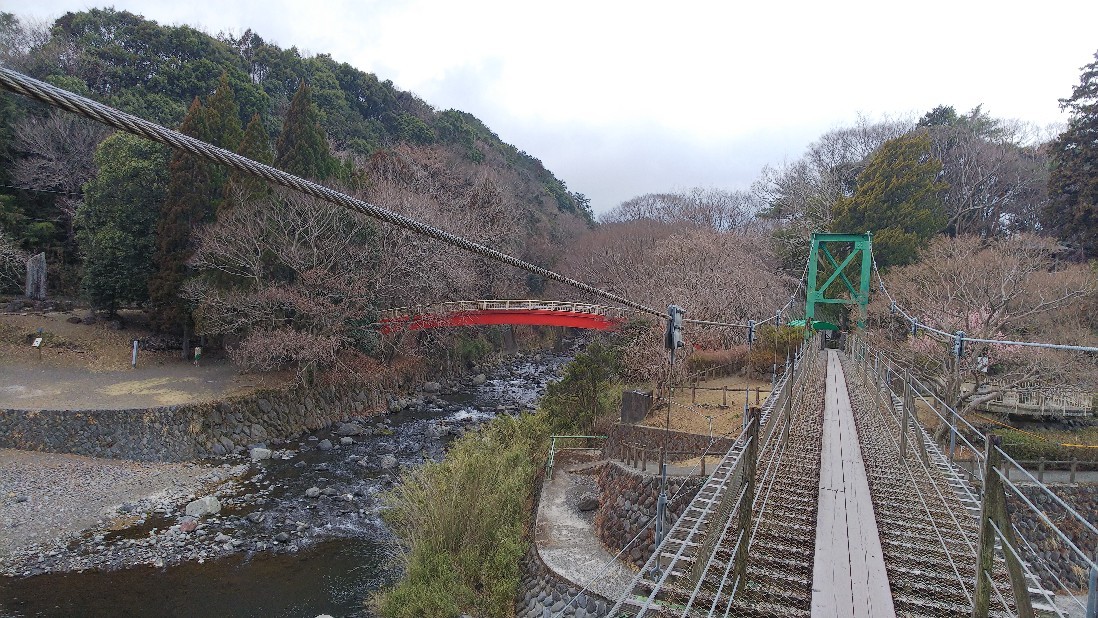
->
left=376, top=413, right=549, bottom=618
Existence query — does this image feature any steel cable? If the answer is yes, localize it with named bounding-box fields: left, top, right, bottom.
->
left=0, top=66, right=665, bottom=319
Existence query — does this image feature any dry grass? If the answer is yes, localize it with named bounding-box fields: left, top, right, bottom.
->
left=0, top=310, right=175, bottom=371
left=639, top=374, right=772, bottom=438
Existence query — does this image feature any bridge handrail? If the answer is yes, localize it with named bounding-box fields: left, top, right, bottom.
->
left=379, top=299, right=634, bottom=321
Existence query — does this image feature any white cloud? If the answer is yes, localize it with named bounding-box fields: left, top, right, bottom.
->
left=11, top=0, right=1098, bottom=211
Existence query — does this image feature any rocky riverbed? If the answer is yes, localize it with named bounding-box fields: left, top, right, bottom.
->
left=0, top=348, right=572, bottom=617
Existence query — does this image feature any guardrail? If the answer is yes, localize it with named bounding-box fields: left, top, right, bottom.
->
left=545, top=435, right=606, bottom=480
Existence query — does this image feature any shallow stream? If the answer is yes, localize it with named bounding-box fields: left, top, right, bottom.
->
left=0, top=351, right=569, bottom=618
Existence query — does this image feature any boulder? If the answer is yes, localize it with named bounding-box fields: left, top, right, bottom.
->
left=340, top=437, right=354, bottom=446
left=306, top=487, right=321, bottom=498
left=249, top=447, right=272, bottom=461
left=423, top=381, right=441, bottom=394
left=473, top=374, right=487, bottom=385
left=379, top=454, right=398, bottom=470
left=185, top=496, right=221, bottom=517
left=335, top=422, right=364, bottom=436
left=179, top=517, right=198, bottom=533
left=317, top=439, right=333, bottom=451
left=577, top=493, right=600, bottom=512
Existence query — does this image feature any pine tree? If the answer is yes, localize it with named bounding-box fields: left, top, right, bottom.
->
left=148, top=97, right=213, bottom=333
left=275, top=80, right=336, bottom=180
left=833, top=131, right=947, bottom=267
left=1045, top=50, right=1098, bottom=259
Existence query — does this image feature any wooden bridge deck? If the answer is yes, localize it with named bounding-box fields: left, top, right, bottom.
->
left=811, top=350, right=896, bottom=617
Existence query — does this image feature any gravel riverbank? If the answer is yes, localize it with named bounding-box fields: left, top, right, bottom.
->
left=0, top=449, right=221, bottom=568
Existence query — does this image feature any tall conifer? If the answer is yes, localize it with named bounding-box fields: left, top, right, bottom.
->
left=149, top=97, right=212, bottom=332
left=276, top=80, right=335, bottom=180
left=222, top=113, right=273, bottom=212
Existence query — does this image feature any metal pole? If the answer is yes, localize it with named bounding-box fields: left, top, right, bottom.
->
left=1087, top=557, right=1097, bottom=618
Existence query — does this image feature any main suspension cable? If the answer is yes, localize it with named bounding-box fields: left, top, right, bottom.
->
left=0, top=66, right=665, bottom=319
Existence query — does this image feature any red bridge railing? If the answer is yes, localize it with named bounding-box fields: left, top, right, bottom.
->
left=379, top=300, right=631, bottom=333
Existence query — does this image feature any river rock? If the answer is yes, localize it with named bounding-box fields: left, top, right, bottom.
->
left=340, top=437, right=353, bottom=445
left=379, top=455, right=398, bottom=470
left=318, top=439, right=333, bottom=451
left=423, top=381, right=441, bottom=394
left=306, top=487, right=321, bottom=498
left=185, top=496, right=221, bottom=517
left=179, top=517, right=198, bottom=533
left=273, top=532, right=291, bottom=543
left=473, top=374, right=487, bottom=385
left=247, top=511, right=265, bottom=523
left=577, top=493, right=600, bottom=512
left=335, top=422, right=364, bottom=436
left=249, top=447, right=272, bottom=460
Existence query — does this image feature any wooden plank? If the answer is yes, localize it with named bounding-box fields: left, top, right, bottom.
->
left=812, top=350, right=897, bottom=618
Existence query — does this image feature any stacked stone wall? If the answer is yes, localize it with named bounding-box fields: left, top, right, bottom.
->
left=594, top=460, right=704, bottom=569
left=0, top=375, right=416, bottom=461
left=603, top=423, right=734, bottom=461
left=1008, top=484, right=1098, bottom=591
left=515, top=546, right=611, bottom=618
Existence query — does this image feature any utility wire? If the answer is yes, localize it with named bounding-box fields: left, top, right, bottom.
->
left=0, top=66, right=666, bottom=319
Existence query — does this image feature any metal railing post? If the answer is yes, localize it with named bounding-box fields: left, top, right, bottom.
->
left=732, top=408, right=759, bottom=591
left=972, top=436, right=1000, bottom=618
left=1087, top=556, right=1097, bottom=618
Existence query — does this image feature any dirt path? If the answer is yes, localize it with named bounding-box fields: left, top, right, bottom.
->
left=0, top=311, right=285, bottom=410
left=0, top=362, right=279, bottom=410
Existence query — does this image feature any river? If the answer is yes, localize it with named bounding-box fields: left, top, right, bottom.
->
left=0, top=350, right=570, bottom=618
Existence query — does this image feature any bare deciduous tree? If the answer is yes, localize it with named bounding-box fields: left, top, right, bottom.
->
left=0, top=225, right=27, bottom=291
left=870, top=234, right=1097, bottom=410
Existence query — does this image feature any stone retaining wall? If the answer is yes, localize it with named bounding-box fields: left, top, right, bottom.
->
left=0, top=376, right=413, bottom=461
left=1008, top=484, right=1098, bottom=592
left=515, top=546, right=611, bottom=618
left=603, top=423, right=735, bottom=461
left=594, top=460, right=704, bottom=569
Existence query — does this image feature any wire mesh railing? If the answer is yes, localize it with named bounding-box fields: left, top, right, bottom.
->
left=854, top=335, right=1098, bottom=618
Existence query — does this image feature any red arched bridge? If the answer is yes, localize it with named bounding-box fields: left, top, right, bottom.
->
left=379, top=300, right=630, bottom=334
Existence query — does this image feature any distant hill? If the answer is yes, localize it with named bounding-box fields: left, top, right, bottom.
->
left=1, top=8, right=590, bottom=295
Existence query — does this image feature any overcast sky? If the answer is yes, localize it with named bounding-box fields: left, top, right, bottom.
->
left=10, top=0, right=1098, bottom=214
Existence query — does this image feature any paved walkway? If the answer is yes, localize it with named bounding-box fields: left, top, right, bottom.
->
left=811, top=350, right=896, bottom=617
left=534, top=459, right=633, bottom=602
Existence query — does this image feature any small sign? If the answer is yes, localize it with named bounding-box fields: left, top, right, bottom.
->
left=31, top=337, right=43, bottom=348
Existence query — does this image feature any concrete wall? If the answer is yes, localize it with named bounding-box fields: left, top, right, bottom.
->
left=0, top=379, right=406, bottom=461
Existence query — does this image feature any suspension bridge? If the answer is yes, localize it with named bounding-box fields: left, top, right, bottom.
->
left=1, top=66, right=1095, bottom=618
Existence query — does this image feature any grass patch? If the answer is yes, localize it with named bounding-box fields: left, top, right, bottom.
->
left=375, top=412, right=549, bottom=618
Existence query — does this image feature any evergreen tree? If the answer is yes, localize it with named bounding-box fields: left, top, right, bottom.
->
left=1045, top=50, right=1098, bottom=259
left=222, top=112, right=273, bottom=212
left=276, top=80, right=336, bottom=180
left=833, top=131, right=947, bottom=267
left=148, top=97, right=214, bottom=332
left=77, top=133, right=167, bottom=314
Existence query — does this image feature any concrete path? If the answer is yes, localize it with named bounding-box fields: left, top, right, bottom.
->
left=534, top=459, right=633, bottom=602
left=811, top=350, right=896, bottom=617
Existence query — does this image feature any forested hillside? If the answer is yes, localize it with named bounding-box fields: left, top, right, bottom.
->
left=0, top=8, right=589, bottom=289
left=0, top=9, right=593, bottom=376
